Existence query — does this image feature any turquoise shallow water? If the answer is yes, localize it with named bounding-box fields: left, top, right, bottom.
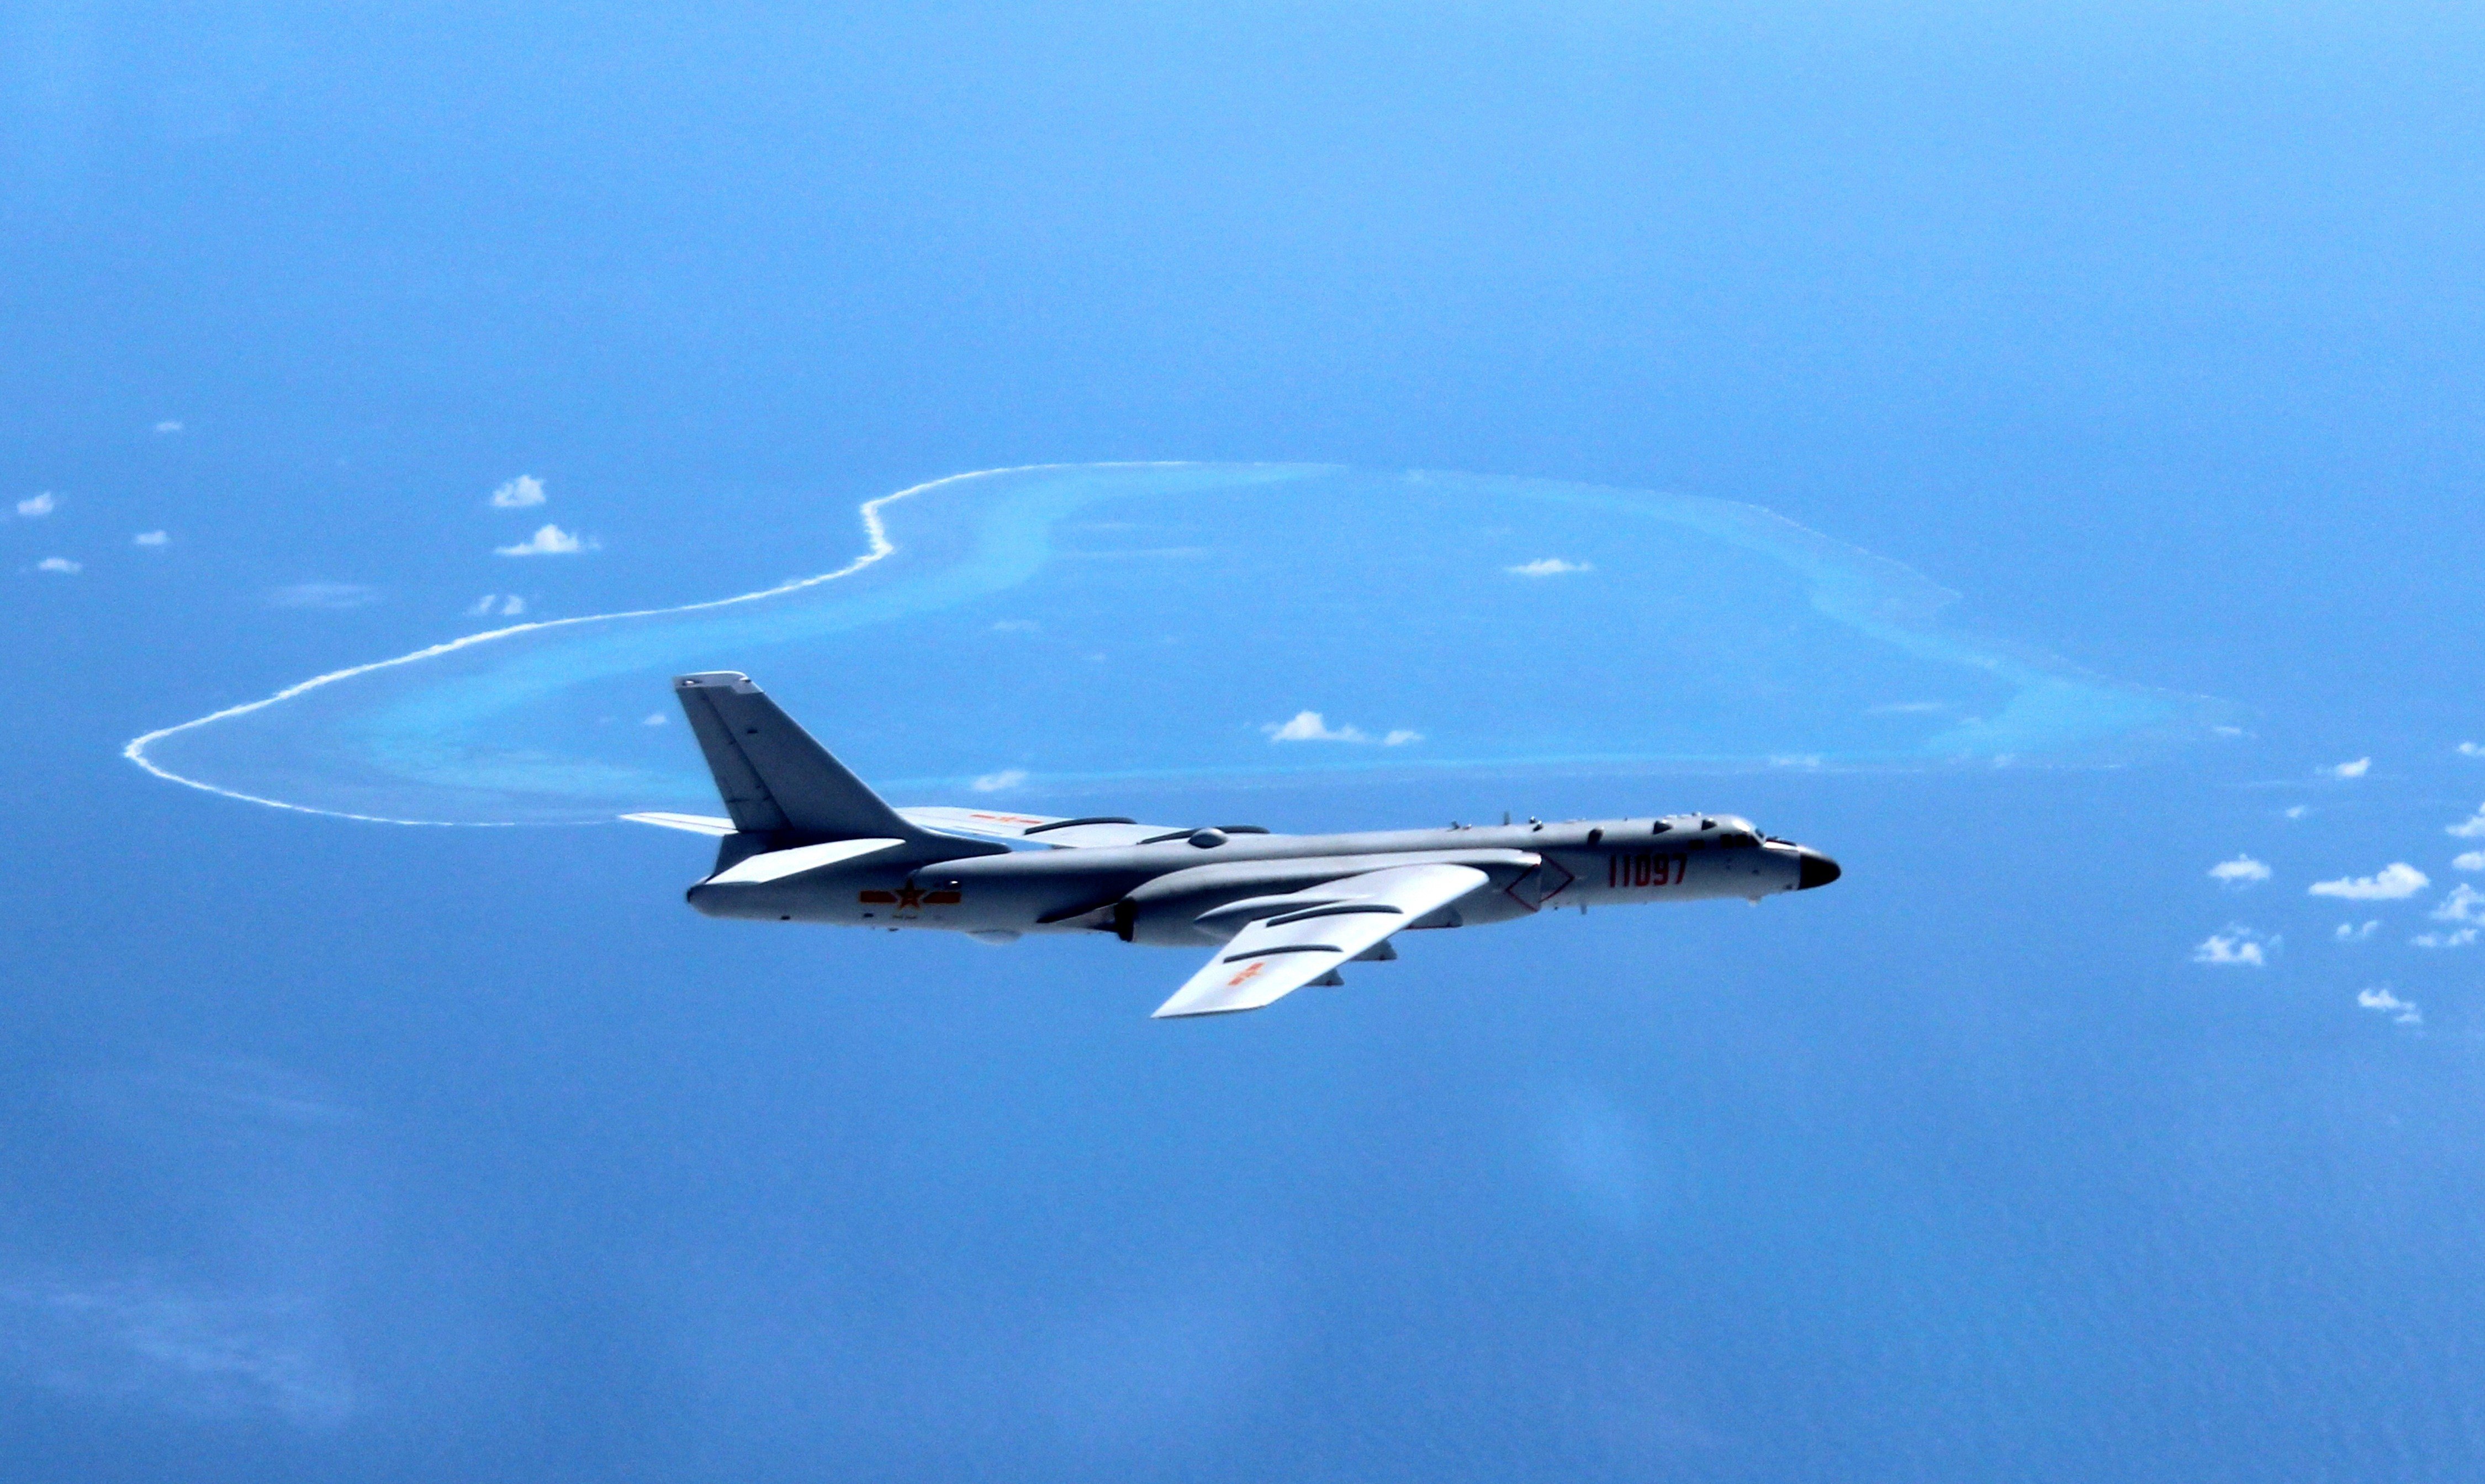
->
left=131, top=464, right=2232, bottom=824
left=22, top=7, right=2485, bottom=1474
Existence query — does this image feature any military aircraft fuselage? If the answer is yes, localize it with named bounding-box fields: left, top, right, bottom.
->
left=647, top=670, right=1840, bottom=1016
left=686, top=813, right=1839, bottom=944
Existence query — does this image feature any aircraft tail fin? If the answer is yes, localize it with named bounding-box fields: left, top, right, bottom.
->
left=672, top=672, right=933, bottom=843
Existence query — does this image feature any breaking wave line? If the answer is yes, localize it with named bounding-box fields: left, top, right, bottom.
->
left=120, top=465, right=1069, bottom=825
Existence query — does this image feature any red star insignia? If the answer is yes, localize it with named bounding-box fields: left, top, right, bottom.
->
left=896, top=883, right=925, bottom=910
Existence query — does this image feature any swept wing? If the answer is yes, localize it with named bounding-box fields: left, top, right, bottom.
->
left=1152, top=863, right=1489, bottom=1020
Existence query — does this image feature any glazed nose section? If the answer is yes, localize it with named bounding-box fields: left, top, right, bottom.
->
left=1795, top=847, right=1842, bottom=891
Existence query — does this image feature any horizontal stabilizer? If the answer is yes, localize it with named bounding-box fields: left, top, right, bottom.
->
left=622, top=812, right=739, bottom=836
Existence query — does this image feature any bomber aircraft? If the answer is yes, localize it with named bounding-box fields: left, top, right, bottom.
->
left=628, top=672, right=1841, bottom=1018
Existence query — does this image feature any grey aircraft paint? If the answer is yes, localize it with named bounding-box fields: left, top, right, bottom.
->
left=643, top=672, right=1840, bottom=1016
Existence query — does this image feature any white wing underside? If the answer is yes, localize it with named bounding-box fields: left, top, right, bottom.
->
left=1152, top=863, right=1490, bottom=1020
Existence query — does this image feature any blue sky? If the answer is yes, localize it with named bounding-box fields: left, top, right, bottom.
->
left=7, top=2, right=2485, bottom=1478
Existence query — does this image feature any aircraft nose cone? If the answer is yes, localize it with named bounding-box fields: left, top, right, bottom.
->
left=1795, top=847, right=1842, bottom=891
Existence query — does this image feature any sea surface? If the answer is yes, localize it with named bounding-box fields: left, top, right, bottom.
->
left=8, top=3, right=2485, bottom=1480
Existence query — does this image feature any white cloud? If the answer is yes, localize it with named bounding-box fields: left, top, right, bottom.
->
left=36, top=556, right=80, bottom=574
left=465, top=594, right=525, bottom=617
left=494, top=523, right=590, bottom=556
left=489, top=475, right=547, bottom=508
left=2432, top=883, right=2485, bottom=924
left=2461, top=742, right=2485, bottom=757
left=2193, top=926, right=2275, bottom=967
left=970, top=768, right=1028, bottom=792
left=17, top=492, right=56, bottom=518
left=2283, top=805, right=2309, bottom=820
left=1265, top=711, right=1419, bottom=745
left=1268, top=711, right=1359, bottom=742
left=1507, top=558, right=1592, bottom=577
left=2308, top=863, right=2429, bottom=900
left=2358, top=985, right=2422, bottom=1025
left=2335, top=920, right=2380, bottom=942
left=267, top=582, right=379, bottom=610
left=2323, top=757, right=2371, bottom=778
left=641, top=712, right=667, bottom=727
left=133, top=530, right=168, bottom=547
left=2457, top=852, right=2485, bottom=872
left=2208, top=856, right=2271, bottom=887
left=2447, top=805, right=2485, bottom=839
left=152, top=420, right=183, bottom=433
left=2413, top=928, right=2477, bottom=949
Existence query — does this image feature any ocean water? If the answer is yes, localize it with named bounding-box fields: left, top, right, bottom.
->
left=8, top=3, right=2485, bottom=1480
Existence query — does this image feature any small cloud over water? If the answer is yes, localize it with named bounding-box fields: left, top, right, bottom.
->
left=2323, top=757, right=2371, bottom=778
left=2193, top=926, right=2275, bottom=967
left=2359, top=985, right=2422, bottom=1025
left=1507, top=558, right=1592, bottom=577
left=1265, top=711, right=1420, bottom=746
left=2431, top=883, right=2485, bottom=925
left=134, top=531, right=168, bottom=547
left=17, top=492, right=56, bottom=518
left=489, top=475, right=547, bottom=508
left=494, top=524, right=590, bottom=556
left=2208, top=856, right=2271, bottom=888
left=36, top=556, right=80, bottom=574
left=971, top=768, right=1028, bottom=792
left=2308, top=863, right=2428, bottom=900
